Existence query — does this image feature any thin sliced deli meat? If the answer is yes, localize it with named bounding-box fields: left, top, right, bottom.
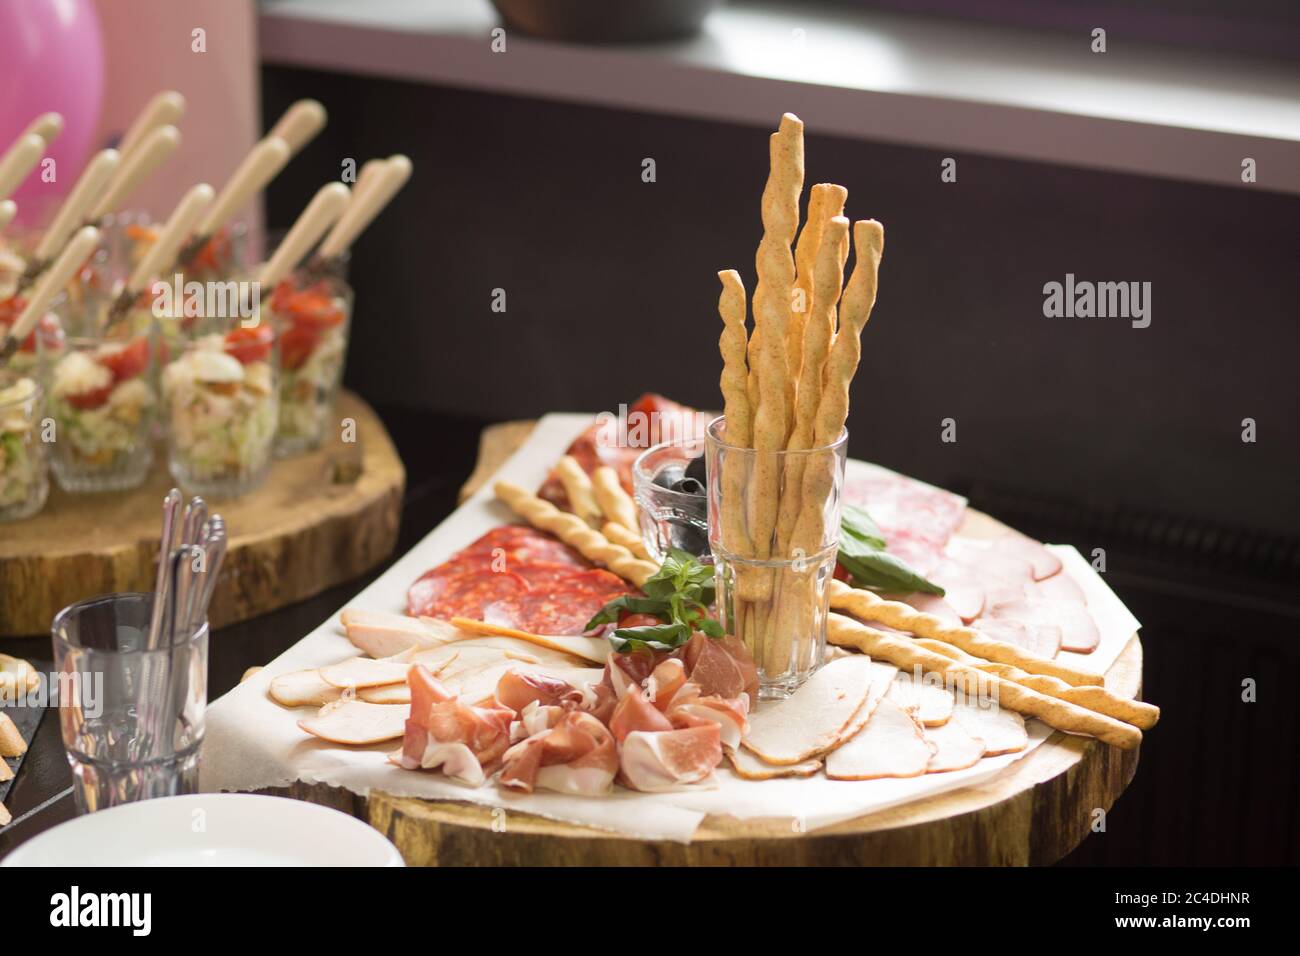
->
left=270, top=668, right=343, bottom=708
left=923, top=719, right=986, bottom=772
left=951, top=698, right=1028, bottom=755
left=987, top=597, right=1100, bottom=653
left=742, top=655, right=878, bottom=765
left=319, top=656, right=416, bottom=690
left=974, top=618, right=1062, bottom=660
left=395, top=664, right=515, bottom=786
left=986, top=533, right=1062, bottom=580
left=841, top=471, right=967, bottom=575
left=887, top=670, right=955, bottom=727
left=945, top=537, right=1037, bottom=586
left=824, top=660, right=899, bottom=751
left=892, top=592, right=964, bottom=629
left=340, top=608, right=449, bottom=658
left=825, top=696, right=934, bottom=780
left=298, top=699, right=407, bottom=745
left=725, top=746, right=821, bottom=780
left=1029, top=572, right=1086, bottom=605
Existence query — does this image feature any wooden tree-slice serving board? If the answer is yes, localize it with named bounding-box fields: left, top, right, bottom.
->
left=272, top=421, right=1142, bottom=866
left=0, top=390, right=404, bottom=637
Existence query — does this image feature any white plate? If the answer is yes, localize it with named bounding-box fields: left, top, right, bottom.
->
left=1, top=793, right=404, bottom=867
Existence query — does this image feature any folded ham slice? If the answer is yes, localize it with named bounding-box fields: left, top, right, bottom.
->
left=609, top=686, right=675, bottom=741
left=620, top=724, right=722, bottom=792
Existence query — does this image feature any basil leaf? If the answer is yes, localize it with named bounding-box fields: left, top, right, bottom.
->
left=608, top=621, right=691, bottom=652
left=839, top=550, right=945, bottom=596
left=841, top=503, right=887, bottom=550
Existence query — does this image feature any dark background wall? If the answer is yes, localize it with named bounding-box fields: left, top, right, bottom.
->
left=262, top=66, right=1299, bottom=541
left=261, top=65, right=1300, bottom=865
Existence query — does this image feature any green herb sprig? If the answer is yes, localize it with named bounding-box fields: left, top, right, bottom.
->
left=838, top=503, right=946, bottom=596
left=585, top=548, right=723, bottom=653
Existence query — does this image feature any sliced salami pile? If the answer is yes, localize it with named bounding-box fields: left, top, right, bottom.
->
left=407, top=525, right=633, bottom=636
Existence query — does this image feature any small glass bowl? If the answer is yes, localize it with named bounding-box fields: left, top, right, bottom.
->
left=0, top=370, right=50, bottom=521
left=161, top=314, right=279, bottom=497
left=632, top=436, right=710, bottom=564
left=44, top=304, right=157, bottom=493
left=267, top=272, right=353, bottom=457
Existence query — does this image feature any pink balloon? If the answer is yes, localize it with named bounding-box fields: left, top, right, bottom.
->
left=0, top=0, right=105, bottom=225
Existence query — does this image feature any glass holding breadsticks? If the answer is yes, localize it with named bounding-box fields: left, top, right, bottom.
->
left=706, top=419, right=847, bottom=697
left=704, top=111, right=885, bottom=696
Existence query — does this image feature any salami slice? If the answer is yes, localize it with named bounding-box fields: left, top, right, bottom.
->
left=410, top=568, right=528, bottom=619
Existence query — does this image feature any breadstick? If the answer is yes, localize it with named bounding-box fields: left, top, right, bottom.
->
left=788, top=184, right=847, bottom=391
left=774, top=215, right=849, bottom=554
left=591, top=465, right=637, bottom=532
left=914, top=638, right=1160, bottom=730
left=716, top=269, right=754, bottom=558
left=603, top=521, right=650, bottom=560
left=554, top=455, right=602, bottom=527
left=827, top=613, right=1141, bottom=749
left=495, top=481, right=656, bottom=587
left=748, top=113, right=803, bottom=560
left=788, top=220, right=883, bottom=559
left=717, top=270, right=752, bottom=448
left=828, top=580, right=1103, bottom=686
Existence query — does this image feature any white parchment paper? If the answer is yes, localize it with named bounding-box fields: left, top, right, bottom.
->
left=201, top=415, right=1141, bottom=843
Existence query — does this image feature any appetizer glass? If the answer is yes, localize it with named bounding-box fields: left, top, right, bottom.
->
left=44, top=303, right=157, bottom=493
left=267, top=271, right=353, bottom=457
left=0, top=371, right=50, bottom=522
left=52, top=592, right=208, bottom=813
left=632, top=437, right=710, bottom=564
left=162, top=313, right=279, bottom=497
left=705, top=415, right=848, bottom=699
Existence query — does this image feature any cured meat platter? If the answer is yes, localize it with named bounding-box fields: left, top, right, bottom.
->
left=203, top=413, right=1146, bottom=865
left=201, top=114, right=1154, bottom=865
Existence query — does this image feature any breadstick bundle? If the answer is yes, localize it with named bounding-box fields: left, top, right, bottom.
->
left=711, top=113, right=885, bottom=690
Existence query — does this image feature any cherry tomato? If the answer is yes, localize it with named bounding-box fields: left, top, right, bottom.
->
left=279, top=323, right=321, bottom=371
left=0, top=299, right=63, bottom=352
left=223, top=324, right=274, bottom=364
left=99, top=337, right=149, bottom=382
left=272, top=280, right=344, bottom=329
left=65, top=382, right=114, bottom=411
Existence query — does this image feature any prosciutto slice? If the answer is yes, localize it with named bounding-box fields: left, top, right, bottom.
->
left=500, top=710, right=618, bottom=796
left=394, top=664, right=514, bottom=786
left=619, top=724, right=722, bottom=792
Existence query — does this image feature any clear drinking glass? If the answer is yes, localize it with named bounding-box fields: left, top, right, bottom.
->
left=704, top=415, right=848, bottom=699
left=162, top=313, right=279, bottom=497
left=268, top=271, right=353, bottom=457
left=44, top=303, right=157, bottom=492
left=0, top=370, right=50, bottom=521
left=52, top=592, right=209, bottom=814
left=633, top=436, right=710, bottom=564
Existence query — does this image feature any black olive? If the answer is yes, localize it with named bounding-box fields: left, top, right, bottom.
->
left=652, top=464, right=685, bottom=490
left=684, top=454, right=707, bottom=484
left=670, top=476, right=706, bottom=496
